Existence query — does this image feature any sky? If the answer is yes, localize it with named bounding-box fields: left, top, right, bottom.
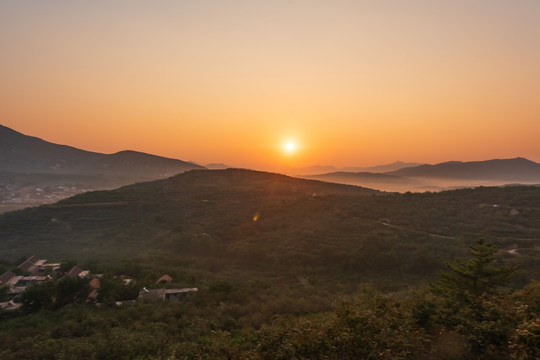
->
left=1, top=0, right=539, bottom=171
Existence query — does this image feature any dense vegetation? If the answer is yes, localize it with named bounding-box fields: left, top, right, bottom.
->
left=0, top=240, right=538, bottom=359
left=0, top=169, right=539, bottom=358
left=1, top=170, right=538, bottom=285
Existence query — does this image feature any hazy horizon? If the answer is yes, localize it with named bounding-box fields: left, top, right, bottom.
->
left=6, top=122, right=540, bottom=176
left=2, top=1, right=539, bottom=170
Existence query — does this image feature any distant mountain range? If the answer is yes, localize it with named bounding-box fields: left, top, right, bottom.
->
left=205, top=163, right=231, bottom=169
left=307, top=172, right=421, bottom=187
left=305, top=172, right=429, bottom=192
left=294, top=161, right=423, bottom=175
left=305, top=158, right=540, bottom=192
left=389, top=158, right=540, bottom=182
left=0, top=124, right=203, bottom=210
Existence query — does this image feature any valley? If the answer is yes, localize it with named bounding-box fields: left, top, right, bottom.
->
left=0, top=169, right=538, bottom=359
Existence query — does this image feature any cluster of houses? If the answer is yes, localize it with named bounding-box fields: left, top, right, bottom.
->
left=0, top=183, right=90, bottom=206
left=0, top=255, right=197, bottom=311
left=0, top=255, right=97, bottom=310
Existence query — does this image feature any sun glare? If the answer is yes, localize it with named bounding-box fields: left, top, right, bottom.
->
left=283, top=141, right=296, bottom=154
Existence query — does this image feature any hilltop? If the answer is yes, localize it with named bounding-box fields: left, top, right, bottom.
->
left=0, top=168, right=538, bottom=287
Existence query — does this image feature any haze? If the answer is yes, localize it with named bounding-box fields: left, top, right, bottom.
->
left=1, top=1, right=539, bottom=172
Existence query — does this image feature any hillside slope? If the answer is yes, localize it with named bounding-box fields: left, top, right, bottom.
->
left=0, top=124, right=202, bottom=176
left=0, top=169, right=538, bottom=286
left=0, top=124, right=204, bottom=210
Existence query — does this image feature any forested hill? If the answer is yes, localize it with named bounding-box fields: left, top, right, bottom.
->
left=0, top=169, right=538, bottom=286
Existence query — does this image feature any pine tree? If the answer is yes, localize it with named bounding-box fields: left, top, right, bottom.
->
left=431, top=239, right=519, bottom=356
left=433, top=239, right=517, bottom=302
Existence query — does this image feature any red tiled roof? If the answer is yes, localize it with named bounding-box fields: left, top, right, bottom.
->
left=89, top=278, right=101, bottom=289
left=88, top=289, right=98, bottom=299
left=17, top=255, right=41, bottom=272
left=65, top=266, right=83, bottom=278
left=0, top=271, right=16, bottom=285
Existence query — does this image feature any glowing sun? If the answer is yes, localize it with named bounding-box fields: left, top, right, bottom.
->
left=283, top=141, right=297, bottom=154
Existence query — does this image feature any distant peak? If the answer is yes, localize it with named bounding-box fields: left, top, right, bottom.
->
left=440, top=161, right=463, bottom=165
left=508, top=157, right=533, bottom=162
left=205, top=163, right=231, bottom=169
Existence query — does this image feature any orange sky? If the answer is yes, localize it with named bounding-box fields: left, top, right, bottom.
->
left=1, top=1, right=539, bottom=171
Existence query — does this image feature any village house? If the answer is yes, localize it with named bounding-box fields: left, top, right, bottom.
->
left=0, top=256, right=93, bottom=309
left=0, top=271, right=16, bottom=286
left=137, top=274, right=198, bottom=301
left=64, top=266, right=85, bottom=279
left=17, top=255, right=49, bottom=275
left=0, top=256, right=53, bottom=297
left=88, top=278, right=101, bottom=300
left=1, top=257, right=199, bottom=309
left=138, top=287, right=198, bottom=302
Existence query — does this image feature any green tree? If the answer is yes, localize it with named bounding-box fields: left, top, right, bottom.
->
left=0, top=284, right=8, bottom=302
left=97, top=276, right=139, bottom=305
left=55, top=277, right=91, bottom=308
left=20, top=281, right=56, bottom=312
left=58, top=259, right=77, bottom=275
left=432, top=239, right=517, bottom=302
left=431, top=239, right=519, bottom=357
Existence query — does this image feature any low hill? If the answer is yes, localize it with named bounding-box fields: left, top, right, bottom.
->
left=293, top=161, right=422, bottom=175
left=302, top=171, right=427, bottom=192
left=307, top=171, right=407, bottom=183
left=0, top=168, right=538, bottom=288
left=342, top=161, right=424, bottom=173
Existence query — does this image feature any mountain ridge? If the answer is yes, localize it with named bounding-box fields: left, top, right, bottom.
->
left=0, top=124, right=203, bottom=176
left=389, top=157, right=540, bottom=181
left=293, top=161, right=423, bottom=175
left=0, top=124, right=204, bottom=210
left=302, top=157, right=540, bottom=192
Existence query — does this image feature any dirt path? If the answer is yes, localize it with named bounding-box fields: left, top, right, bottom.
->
left=378, top=220, right=455, bottom=240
